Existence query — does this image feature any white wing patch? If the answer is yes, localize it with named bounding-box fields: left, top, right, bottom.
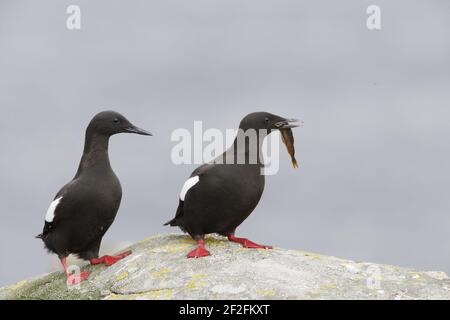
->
left=45, top=197, right=63, bottom=222
left=179, top=176, right=199, bottom=201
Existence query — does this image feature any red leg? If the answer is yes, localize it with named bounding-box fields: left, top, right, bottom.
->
left=89, top=250, right=132, bottom=266
left=59, top=256, right=90, bottom=284
left=187, top=239, right=211, bottom=258
left=227, top=235, right=273, bottom=249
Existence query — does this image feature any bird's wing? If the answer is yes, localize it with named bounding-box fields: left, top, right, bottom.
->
left=46, top=179, right=78, bottom=222
left=164, top=163, right=217, bottom=226
left=181, top=163, right=217, bottom=199
left=36, top=179, right=78, bottom=238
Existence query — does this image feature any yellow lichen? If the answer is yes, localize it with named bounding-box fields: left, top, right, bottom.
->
left=116, top=272, right=129, bottom=281
left=256, top=288, right=277, bottom=296
left=186, top=273, right=208, bottom=289
left=165, top=243, right=192, bottom=253
left=411, top=273, right=421, bottom=279
left=319, top=283, right=337, bottom=290
left=204, top=236, right=226, bottom=246
left=150, top=268, right=171, bottom=278
left=9, top=280, right=28, bottom=291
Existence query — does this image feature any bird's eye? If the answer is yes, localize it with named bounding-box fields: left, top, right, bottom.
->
left=113, top=118, right=120, bottom=124
left=265, top=117, right=270, bottom=123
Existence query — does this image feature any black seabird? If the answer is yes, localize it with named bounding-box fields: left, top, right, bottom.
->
left=165, top=112, right=298, bottom=258
left=36, top=111, right=151, bottom=284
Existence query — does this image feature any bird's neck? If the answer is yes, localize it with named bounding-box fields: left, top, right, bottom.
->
left=75, top=131, right=111, bottom=176
left=222, top=130, right=267, bottom=165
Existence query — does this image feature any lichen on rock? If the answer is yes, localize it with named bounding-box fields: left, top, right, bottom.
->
left=1, top=233, right=450, bottom=300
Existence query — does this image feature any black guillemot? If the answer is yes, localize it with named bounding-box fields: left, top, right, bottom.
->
left=165, top=112, right=298, bottom=258
left=36, top=111, right=151, bottom=284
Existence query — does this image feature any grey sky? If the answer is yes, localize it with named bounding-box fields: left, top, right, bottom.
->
left=1, top=0, right=449, bottom=286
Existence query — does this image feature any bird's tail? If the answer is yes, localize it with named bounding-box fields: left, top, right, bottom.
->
left=164, top=200, right=184, bottom=226
left=163, top=218, right=178, bottom=226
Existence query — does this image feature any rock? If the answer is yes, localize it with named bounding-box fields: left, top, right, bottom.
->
left=1, top=233, right=450, bottom=300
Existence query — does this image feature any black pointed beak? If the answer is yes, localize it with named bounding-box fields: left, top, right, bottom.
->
left=124, top=126, right=153, bottom=136
left=274, top=118, right=301, bottom=129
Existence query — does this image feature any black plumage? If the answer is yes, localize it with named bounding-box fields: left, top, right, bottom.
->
left=37, top=111, right=151, bottom=283
left=165, top=112, right=298, bottom=258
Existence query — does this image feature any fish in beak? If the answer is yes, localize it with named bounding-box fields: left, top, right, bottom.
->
left=275, top=118, right=300, bottom=168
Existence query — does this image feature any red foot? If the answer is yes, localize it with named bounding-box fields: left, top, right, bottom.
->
left=187, top=240, right=210, bottom=258
left=228, top=235, right=273, bottom=249
left=66, top=271, right=90, bottom=285
left=90, top=250, right=132, bottom=266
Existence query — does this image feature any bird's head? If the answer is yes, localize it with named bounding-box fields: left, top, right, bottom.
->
left=87, top=111, right=152, bottom=136
left=238, top=111, right=299, bottom=134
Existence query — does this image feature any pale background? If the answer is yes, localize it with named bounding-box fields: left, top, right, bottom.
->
left=1, top=0, right=449, bottom=285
